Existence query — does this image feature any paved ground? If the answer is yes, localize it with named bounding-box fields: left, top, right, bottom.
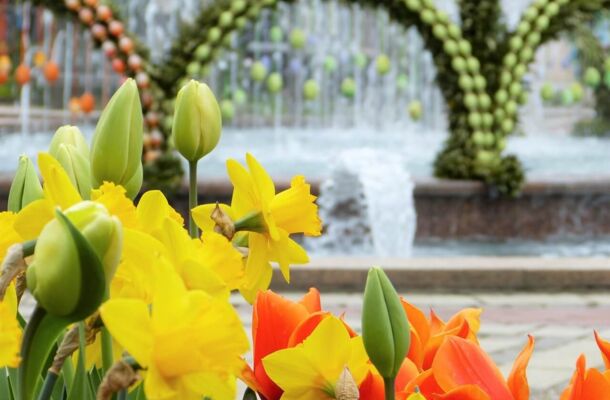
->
left=232, top=291, right=610, bottom=399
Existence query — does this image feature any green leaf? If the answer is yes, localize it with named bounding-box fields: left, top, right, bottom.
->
left=18, top=307, right=69, bottom=400
left=7, top=367, right=18, bottom=399
left=67, top=323, right=94, bottom=400
left=55, top=210, right=106, bottom=321
left=50, top=374, right=64, bottom=400
left=0, top=368, right=11, bottom=400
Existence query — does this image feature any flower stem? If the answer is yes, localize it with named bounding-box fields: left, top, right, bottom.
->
left=118, top=390, right=127, bottom=400
left=101, top=327, right=113, bottom=372
left=384, top=377, right=395, bottom=400
left=36, top=371, right=58, bottom=400
left=188, top=160, right=199, bottom=238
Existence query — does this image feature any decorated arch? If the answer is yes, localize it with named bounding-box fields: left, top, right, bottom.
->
left=29, top=0, right=610, bottom=196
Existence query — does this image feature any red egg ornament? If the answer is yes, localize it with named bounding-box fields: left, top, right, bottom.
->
left=128, top=54, right=143, bottom=71
left=65, top=0, right=80, bottom=11
left=108, top=20, right=124, bottom=37
left=111, top=58, right=125, bottom=74
left=96, top=5, right=112, bottom=21
left=78, top=8, right=94, bottom=25
left=118, top=37, right=134, bottom=54
left=102, top=41, right=116, bottom=57
left=80, top=92, right=95, bottom=113
left=43, top=61, right=60, bottom=83
left=91, top=24, right=107, bottom=41
left=0, top=69, right=8, bottom=85
left=15, top=64, right=31, bottom=85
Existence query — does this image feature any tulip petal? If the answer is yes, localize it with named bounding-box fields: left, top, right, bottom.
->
left=432, top=385, right=492, bottom=400
left=299, top=288, right=322, bottom=313
left=595, top=331, right=610, bottom=370
left=402, top=299, right=431, bottom=350
left=432, top=336, right=513, bottom=400
left=507, top=335, right=535, bottom=400
left=99, top=298, right=153, bottom=367
left=359, top=371, right=385, bottom=400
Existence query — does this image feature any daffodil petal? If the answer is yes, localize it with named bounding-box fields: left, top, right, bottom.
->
left=13, top=199, right=54, bottom=241
left=245, top=153, right=275, bottom=205
left=99, top=298, right=153, bottom=367
left=38, top=152, right=81, bottom=209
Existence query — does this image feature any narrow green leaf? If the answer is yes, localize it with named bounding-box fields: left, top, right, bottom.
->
left=50, top=373, right=64, bottom=400
left=67, top=323, right=93, bottom=400
left=7, top=367, right=18, bottom=399
left=19, top=307, right=69, bottom=400
left=0, top=368, right=11, bottom=399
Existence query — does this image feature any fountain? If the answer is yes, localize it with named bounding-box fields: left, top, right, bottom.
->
left=307, top=148, right=417, bottom=257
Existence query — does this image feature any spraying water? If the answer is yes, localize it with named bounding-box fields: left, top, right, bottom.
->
left=307, top=148, right=417, bottom=257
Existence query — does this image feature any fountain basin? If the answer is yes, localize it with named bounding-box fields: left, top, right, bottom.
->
left=1, top=175, right=608, bottom=245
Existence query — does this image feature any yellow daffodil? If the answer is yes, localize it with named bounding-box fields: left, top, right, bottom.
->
left=192, top=153, right=321, bottom=302
left=0, top=212, right=21, bottom=260
left=0, top=283, right=21, bottom=368
left=135, top=191, right=244, bottom=298
left=262, top=316, right=370, bottom=400
left=100, top=264, right=249, bottom=400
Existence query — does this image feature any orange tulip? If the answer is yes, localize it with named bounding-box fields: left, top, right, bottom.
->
left=595, top=330, right=610, bottom=369
left=429, top=335, right=534, bottom=400
left=247, top=289, right=322, bottom=400
left=561, top=354, right=610, bottom=399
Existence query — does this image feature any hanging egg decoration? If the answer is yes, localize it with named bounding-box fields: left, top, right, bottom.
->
left=80, top=92, right=96, bottom=113
left=33, top=51, right=46, bottom=68
left=96, top=5, right=112, bottom=22
left=69, top=97, right=81, bottom=113
left=108, top=20, right=124, bottom=37
left=65, top=0, right=80, bottom=11
left=43, top=61, right=61, bottom=83
left=15, top=64, right=31, bottom=86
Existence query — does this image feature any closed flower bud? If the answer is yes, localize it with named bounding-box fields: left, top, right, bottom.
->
left=49, top=125, right=89, bottom=159
left=362, top=267, right=410, bottom=379
left=172, top=80, right=222, bottom=162
left=27, top=202, right=122, bottom=319
left=53, top=145, right=93, bottom=199
left=90, top=78, right=143, bottom=199
left=8, top=155, right=44, bottom=212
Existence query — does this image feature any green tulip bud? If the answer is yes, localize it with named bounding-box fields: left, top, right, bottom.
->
left=341, top=78, right=356, bottom=98
left=397, top=74, right=409, bottom=90
left=420, top=9, right=436, bottom=24
left=172, top=80, right=222, bottom=162
left=540, top=82, right=554, bottom=101
left=267, top=73, right=283, bottom=94
left=233, top=89, right=247, bottom=105
left=8, top=155, right=44, bottom=212
left=90, top=78, right=143, bottom=199
left=221, top=99, right=235, bottom=121
left=408, top=101, right=422, bottom=120
left=250, top=61, right=268, bottom=82
left=195, top=44, right=211, bottom=61
left=303, top=79, right=320, bottom=100
left=49, top=125, right=89, bottom=159
left=270, top=26, right=283, bottom=43
left=27, top=202, right=122, bottom=319
left=458, top=40, right=471, bottom=56
left=571, top=82, right=584, bottom=102
left=376, top=54, right=391, bottom=75
left=354, top=53, right=368, bottom=69
left=53, top=145, right=92, bottom=200
left=464, top=93, right=478, bottom=110
left=432, top=24, right=447, bottom=40
left=289, top=28, right=306, bottom=49
left=443, top=40, right=458, bottom=56
left=324, top=56, right=338, bottom=73
left=451, top=57, right=467, bottom=73
left=362, top=267, right=410, bottom=379
left=207, top=27, right=222, bottom=43
left=584, top=67, right=601, bottom=88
